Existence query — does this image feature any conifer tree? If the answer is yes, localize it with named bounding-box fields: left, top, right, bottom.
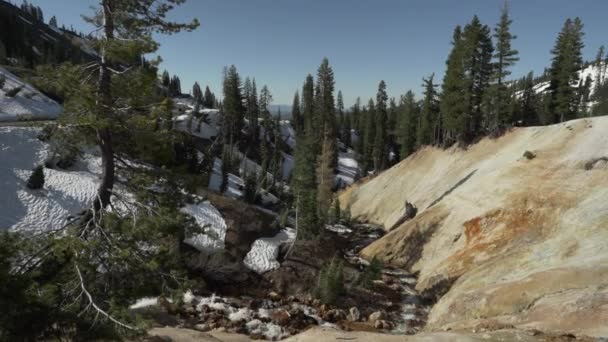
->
left=27, top=0, right=199, bottom=334
left=292, top=133, right=319, bottom=239
left=351, top=97, right=363, bottom=154
left=203, top=86, right=214, bottom=108
left=337, top=90, right=346, bottom=144
left=594, top=45, right=605, bottom=94
left=292, top=91, right=302, bottom=133
left=302, top=74, right=315, bottom=137
left=462, top=16, right=494, bottom=138
left=221, top=65, right=245, bottom=145
left=372, top=80, right=388, bottom=171
left=362, top=98, right=376, bottom=171
left=397, top=90, right=418, bottom=159
left=485, top=3, right=518, bottom=135
left=548, top=18, right=585, bottom=122
left=162, top=70, right=171, bottom=90
left=516, top=71, right=539, bottom=126
left=441, top=26, right=468, bottom=145
left=49, top=15, right=58, bottom=27
left=316, top=129, right=335, bottom=222
left=244, top=77, right=259, bottom=142
left=192, top=81, right=203, bottom=104
left=420, top=74, right=440, bottom=146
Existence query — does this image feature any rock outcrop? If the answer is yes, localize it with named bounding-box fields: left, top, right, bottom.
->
left=340, top=117, right=608, bottom=337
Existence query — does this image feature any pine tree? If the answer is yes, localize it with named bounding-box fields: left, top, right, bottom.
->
left=372, top=80, right=388, bottom=171
left=352, top=97, right=363, bottom=154
left=441, top=26, right=468, bottom=145
left=314, top=59, right=337, bottom=143
left=420, top=74, right=440, bottom=147
left=302, top=74, right=315, bottom=137
left=203, top=86, right=214, bottom=108
left=161, top=70, right=171, bottom=90
left=316, top=129, right=335, bottom=222
left=314, top=58, right=338, bottom=219
left=397, top=90, right=418, bottom=159
left=516, top=72, right=539, bottom=126
left=292, top=133, right=319, bottom=239
left=548, top=18, right=585, bottom=123
left=49, top=15, right=57, bottom=27
left=259, top=84, right=273, bottom=118
left=485, top=3, right=519, bottom=135
left=292, top=91, right=302, bottom=133
left=192, top=81, right=203, bottom=104
left=26, top=165, right=45, bottom=190
left=221, top=65, right=245, bottom=145
left=337, top=90, right=346, bottom=144
left=462, top=16, right=494, bottom=138
left=244, top=77, right=259, bottom=142
left=593, top=45, right=605, bottom=95
left=362, top=98, right=376, bottom=172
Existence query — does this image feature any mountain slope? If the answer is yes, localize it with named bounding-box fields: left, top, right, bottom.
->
left=340, top=116, right=608, bottom=337
left=0, top=66, right=62, bottom=121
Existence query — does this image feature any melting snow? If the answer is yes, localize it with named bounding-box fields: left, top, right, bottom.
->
left=181, top=201, right=227, bottom=251
left=244, top=228, right=296, bottom=274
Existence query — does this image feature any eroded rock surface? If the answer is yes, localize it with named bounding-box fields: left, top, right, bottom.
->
left=340, top=117, right=608, bottom=337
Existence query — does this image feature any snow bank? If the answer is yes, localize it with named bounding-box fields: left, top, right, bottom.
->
left=181, top=201, right=227, bottom=251
left=0, top=127, right=98, bottom=232
left=336, top=149, right=359, bottom=186
left=244, top=228, right=296, bottom=274
left=0, top=66, right=62, bottom=121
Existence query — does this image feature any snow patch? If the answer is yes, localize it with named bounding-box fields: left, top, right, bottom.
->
left=181, top=201, right=227, bottom=251
left=244, top=228, right=296, bottom=274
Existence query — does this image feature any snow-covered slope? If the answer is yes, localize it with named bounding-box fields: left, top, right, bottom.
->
left=0, top=126, right=226, bottom=253
left=0, top=127, right=98, bottom=231
left=0, top=67, right=62, bottom=121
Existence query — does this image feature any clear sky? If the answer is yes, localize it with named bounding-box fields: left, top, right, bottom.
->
left=21, top=0, right=608, bottom=106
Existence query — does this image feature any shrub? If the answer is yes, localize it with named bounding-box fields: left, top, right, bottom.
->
left=26, top=165, right=45, bottom=190
left=314, top=257, right=345, bottom=304
left=5, top=85, right=23, bottom=97
left=244, top=172, right=257, bottom=204
left=355, top=257, right=383, bottom=289
left=331, top=198, right=341, bottom=224
left=0, top=73, right=5, bottom=89
left=523, top=150, right=536, bottom=160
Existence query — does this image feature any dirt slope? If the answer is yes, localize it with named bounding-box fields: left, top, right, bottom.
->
left=340, top=117, right=608, bottom=337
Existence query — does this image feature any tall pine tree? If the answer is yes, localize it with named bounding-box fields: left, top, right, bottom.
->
left=372, top=80, right=388, bottom=171
left=548, top=18, right=585, bottom=122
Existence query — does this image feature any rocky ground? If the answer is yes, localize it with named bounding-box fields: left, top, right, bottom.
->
left=136, top=222, right=431, bottom=341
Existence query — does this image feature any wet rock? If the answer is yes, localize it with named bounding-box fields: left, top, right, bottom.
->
left=348, top=307, right=360, bottom=322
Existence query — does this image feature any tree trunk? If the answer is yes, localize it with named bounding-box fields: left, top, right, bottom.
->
left=93, top=0, right=115, bottom=213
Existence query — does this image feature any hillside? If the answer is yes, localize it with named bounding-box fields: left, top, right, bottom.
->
left=340, top=116, right=608, bottom=337
left=0, top=66, right=61, bottom=121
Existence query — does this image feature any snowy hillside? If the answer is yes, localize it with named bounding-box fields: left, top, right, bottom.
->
left=531, top=62, right=608, bottom=110
left=0, top=127, right=98, bottom=231
left=173, top=100, right=361, bottom=196
left=0, top=127, right=227, bottom=248
left=0, top=67, right=62, bottom=121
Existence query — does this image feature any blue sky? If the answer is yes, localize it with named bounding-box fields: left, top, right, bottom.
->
left=24, top=0, right=608, bottom=106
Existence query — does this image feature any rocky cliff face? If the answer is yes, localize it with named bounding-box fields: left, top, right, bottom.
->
left=340, top=117, right=608, bottom=337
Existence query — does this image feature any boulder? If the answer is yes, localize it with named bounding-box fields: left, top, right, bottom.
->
left=348, top=307, right=361, bottom=322
left=368, top=311, right=385, bottom=324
